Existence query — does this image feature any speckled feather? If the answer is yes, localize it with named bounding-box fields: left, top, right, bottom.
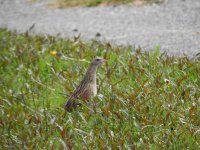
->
left=65, top=57, right=105, bottom=111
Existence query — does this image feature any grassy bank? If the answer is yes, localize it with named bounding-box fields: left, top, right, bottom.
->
left=0, top=29, right=199, bottom=149
left=48, top=0, right=164, bottom=8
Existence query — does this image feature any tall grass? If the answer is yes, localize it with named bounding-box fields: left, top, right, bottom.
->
left=0, top=29, right=199, bottom=149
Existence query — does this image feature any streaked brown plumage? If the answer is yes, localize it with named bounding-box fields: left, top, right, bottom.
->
left=65, top=57, right=106, bottom=111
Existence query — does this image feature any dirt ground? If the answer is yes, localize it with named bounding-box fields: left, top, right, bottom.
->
left=0, top=0, right=200, bottom=57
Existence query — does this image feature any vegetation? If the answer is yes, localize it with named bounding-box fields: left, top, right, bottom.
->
left=0, top=28, right=199, bottom=149
left=48, top=0, right=164, bottom=8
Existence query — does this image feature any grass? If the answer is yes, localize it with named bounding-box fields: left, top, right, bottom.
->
left=48, top=0, right=164, bottom=8
left=0, top=28, right=199, bottom=149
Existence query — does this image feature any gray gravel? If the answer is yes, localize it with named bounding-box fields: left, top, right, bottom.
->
left=0, top=0, right=200, bottom=57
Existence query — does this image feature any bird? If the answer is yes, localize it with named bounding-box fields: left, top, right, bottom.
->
left=64, top=57, right=106, bottom=111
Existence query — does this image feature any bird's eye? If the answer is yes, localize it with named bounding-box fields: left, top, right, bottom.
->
left=96, top=59, right=100, bottom=61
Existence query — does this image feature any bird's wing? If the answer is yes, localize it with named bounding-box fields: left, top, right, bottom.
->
left=71, top=79, right=89, bottom=99
left=64, top=97, right=76, bottom=111
left=64, top=82, right=88, bottom=111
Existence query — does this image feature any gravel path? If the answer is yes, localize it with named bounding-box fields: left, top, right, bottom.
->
left=0, top=0, right=200, bottom=57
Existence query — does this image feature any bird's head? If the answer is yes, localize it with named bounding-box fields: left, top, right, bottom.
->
left=91, top=57, right=106, bottom=66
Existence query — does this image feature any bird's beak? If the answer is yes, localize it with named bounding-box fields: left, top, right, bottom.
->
left=102, top=59, right=107, bottom=63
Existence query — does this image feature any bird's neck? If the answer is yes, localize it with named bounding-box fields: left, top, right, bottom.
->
left=85, top=64, right=97, bottom=83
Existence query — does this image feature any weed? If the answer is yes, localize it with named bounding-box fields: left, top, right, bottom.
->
left=0, top=29, right=199, bottom=149
left=48, top=0, right=164, bottom=8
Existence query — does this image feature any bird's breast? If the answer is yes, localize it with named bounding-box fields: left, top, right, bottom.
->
left=80, top=83, right=97, bottom=101
left=92, top=83, right=97, bottom=96
left=88, top=83, right=97, bottom=98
